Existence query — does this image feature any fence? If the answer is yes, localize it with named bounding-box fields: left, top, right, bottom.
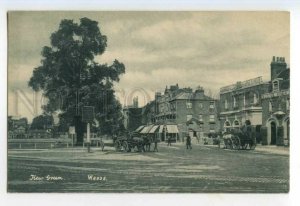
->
left=8, top=138, right=73, bottom=149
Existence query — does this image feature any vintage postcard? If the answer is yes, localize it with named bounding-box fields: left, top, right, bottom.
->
left=7, top=11, right=289, bottom=193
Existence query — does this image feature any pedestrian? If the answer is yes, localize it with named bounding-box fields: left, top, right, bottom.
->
left=167, top=135, right=172, bottom=146
left=153, top=136, right=158, bottom=152
left=186, top=135, right=192, bottom=149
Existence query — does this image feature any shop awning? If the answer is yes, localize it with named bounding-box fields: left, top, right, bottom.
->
left=140, top=125, right=154, bottom=134
left=135, top=125, right=145, bottom=132
left=166, top=125, right=179, bottom=133
left=148, top=125, right=159, bottom=133
left=158, top=125, right=164, bottom=133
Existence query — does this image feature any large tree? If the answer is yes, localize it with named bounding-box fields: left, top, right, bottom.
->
left=28, top=18, right=125, bottom=141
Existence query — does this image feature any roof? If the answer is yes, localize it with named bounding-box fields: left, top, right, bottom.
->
left=276, top=68, right=290, bottom=80
left=172, top=92, right=212, bottom=101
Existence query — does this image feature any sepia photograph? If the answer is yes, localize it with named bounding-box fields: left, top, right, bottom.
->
left=7, top=11, right=290, bottom=193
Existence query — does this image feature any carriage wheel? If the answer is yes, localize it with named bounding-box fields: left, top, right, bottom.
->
left=122, top=141, right=129, bottom=152
left=114, top=140, right=121, bottom=151
left=224, top=139, right=230, bottom=149
left=227, top=139, right=233, bottom=149
left=232, top=136, right=241, bottom=150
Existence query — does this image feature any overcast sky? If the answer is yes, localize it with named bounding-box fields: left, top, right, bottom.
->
left=8, top=11, right=289, bottom=121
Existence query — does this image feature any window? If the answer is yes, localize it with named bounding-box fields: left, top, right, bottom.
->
left=225, top=99, right=228, bottom=109
left=233, top=120, right=240, bottom=127
left=269, top=101, right=273, bottom=112
left=273, top=80, right=279, bottom=92
left=233, top=96, right=236, bottom=107
left=224, top=121, right=231, bottom=127
left=286, top=99, right=289, bottom=111
left=199, top=102, right=203, bottom=108
left=198, top=114, right=203, bottom=121
left=187, top=115, right=192, bottom=121
left=186, top=102, right=192, bottom=109
left=209, top=124, right=215, bottom=132
left=209, top=114, right=215, bottom=122
left=209, top=101, right=215, bottom=109
left=170, top=103, right=176, bottom=111
left=253, top=93, right=257, bottom=104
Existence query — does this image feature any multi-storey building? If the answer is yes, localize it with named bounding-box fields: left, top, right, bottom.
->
left=142, top=84, right=220, bottom=141
left=261, top=56, right=290, bottom=146
left=219, top=77, right=270, bottom=143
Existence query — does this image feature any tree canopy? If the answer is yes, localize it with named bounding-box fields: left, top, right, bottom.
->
left=28, top=17, right=125, bottom=135
left=30, top=115, right=54, bottom=130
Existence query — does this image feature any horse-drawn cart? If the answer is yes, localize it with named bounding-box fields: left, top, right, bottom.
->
left=222, top=125, right=256, bottom=150
left=113, top=132, right=153, bottom=152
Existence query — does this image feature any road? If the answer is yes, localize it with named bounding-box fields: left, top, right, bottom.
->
left=7, top=143, right=289, bottom=193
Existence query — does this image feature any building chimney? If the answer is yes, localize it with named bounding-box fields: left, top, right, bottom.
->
left=271, top=56, right=287, bottom=80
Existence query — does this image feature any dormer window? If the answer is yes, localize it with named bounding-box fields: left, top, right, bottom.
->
left=186, top=102, right=192, bottom=109
left=273, top=80, right=279, bottom=92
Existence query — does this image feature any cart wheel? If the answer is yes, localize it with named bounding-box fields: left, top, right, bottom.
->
left=228, top=138, right=233, bottom=150
left=233, top=135, right=241, bottom=150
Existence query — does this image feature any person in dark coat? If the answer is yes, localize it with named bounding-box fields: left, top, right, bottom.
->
left=167, top=135, right=172, bottom=146
left=186, top=135, right=192, bottom=149
left=153, top=136, right=158, bottom=152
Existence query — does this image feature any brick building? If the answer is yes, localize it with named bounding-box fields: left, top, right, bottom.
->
left=142, top=84, right=219, bottom=141
left=261, top=56, right=290, bottom=146
left=219, top=77, right=270, bottom=143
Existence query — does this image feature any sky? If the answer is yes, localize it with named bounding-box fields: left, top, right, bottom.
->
left=7, top=11, right=290, bottom=122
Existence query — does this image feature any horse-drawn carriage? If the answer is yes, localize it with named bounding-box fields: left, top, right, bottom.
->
left=113, top=132, right=153, bottom=152
left=222, top=124, right=256, bottom=150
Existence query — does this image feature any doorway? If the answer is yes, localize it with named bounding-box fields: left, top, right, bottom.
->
left=270, top=121, right=277, bottom=145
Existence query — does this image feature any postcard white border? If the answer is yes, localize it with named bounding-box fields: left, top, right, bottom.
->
left=1, top=1, right=299, bottom=206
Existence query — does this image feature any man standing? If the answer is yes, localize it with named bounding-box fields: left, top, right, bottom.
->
left=153, top=136, right=158, bottom=152
left=167, top=135, right=172, bottom=146
left=186, top=135, right=192, bottom=149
